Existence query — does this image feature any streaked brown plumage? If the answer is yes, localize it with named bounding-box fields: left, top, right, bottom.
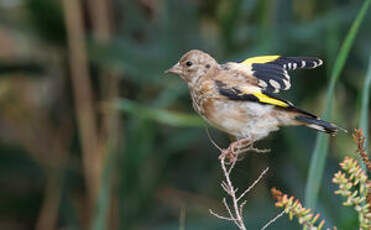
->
left=166, top=49, right=342, bottom=143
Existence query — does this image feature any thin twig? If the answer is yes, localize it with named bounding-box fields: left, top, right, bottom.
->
left=239, top=200, right=248, bottom=216
left=237, top=167, right=269, bottom=201
left=209, top=209, right=236, bottom=221
left=223, top=197, right=235, bottom=221
left=260, top=210, right=285, bottom=230
left=209, top=138, right=270, bottom=230
left=221, top=155, right=246, bottom=229
left=205, top=127, right=223, bottom=152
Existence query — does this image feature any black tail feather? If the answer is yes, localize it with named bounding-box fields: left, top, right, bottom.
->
left=295, top=116, right=345, bottom=135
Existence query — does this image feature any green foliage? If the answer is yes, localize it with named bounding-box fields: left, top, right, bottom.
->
left=26, top=0, right=66, bottom=44
left=273, top=146, right=371, bottom=230
left=272, top=188, right=327, bottom=230
left=305, top=0, right=371, bottom=210
left=1, top=0, right=371, bottom=229
left=115, top=99, right=205, bottom=127
left=333, top=157, right=371, bottom=229
left=359, top=56, right=371, bottom=152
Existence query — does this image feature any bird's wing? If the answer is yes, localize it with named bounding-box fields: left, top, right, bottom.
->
left=214, top=80, right=317, bottom=118
left=223, top=55, right=323, bottom=93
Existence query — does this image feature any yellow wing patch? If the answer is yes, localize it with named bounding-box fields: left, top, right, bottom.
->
left=216, top=80, right=291, bottom=108
left=238, top=90, right=290, bottom=108
left=241, top=55, right=281, bottom=64
left=252, top=92, right=289, bottom=107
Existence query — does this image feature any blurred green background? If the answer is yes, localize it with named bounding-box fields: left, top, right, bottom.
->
left=0, top=0, right=370, bottom=229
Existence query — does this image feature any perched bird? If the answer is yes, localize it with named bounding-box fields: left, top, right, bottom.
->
left=165, top=50, right=342, bottom=151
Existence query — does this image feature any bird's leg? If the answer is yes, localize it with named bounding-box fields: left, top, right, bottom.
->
left=219, top=138, right=252, bottom=162
left=233, top=142, right=271, bottom=162
left=233, top=136, right=271, bottom=154
left=219, top=138, right=271, bottom=162
left=230, top=139, right=251, bottom=155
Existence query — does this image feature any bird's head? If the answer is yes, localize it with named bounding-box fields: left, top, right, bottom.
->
left=165, top=50, right=217, bottom=86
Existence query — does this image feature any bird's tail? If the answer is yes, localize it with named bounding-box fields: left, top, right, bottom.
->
left=295, top=115, right=346, bottom=135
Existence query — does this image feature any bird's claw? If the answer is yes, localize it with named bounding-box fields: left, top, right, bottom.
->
left=218, top=139, right=269, bottom=163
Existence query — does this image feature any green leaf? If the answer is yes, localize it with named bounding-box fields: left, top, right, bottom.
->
left=90, top=141, right=117, bottom=230
left=115, top=99, right=205, bottom=127
left=305, top=0, right=371, bottom=209
left=359, top=55, right=371, bottom=153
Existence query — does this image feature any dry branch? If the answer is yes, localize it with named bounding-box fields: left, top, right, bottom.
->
left=61, top=0, right=101, bottom=209
left=209, top=139, right=270, bottom=230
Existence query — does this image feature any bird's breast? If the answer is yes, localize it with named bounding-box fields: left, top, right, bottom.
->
left=191, top=92, right=280, bottom=139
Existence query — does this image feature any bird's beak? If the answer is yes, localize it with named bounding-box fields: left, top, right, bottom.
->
left=165, top=62, right=182, bottom=75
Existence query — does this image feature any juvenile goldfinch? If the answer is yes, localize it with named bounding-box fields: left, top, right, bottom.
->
left=165, top=49, right=342, bottom=147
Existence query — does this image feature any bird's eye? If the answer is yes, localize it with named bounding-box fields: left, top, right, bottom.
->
left=186, top=61, right=193, bottom=67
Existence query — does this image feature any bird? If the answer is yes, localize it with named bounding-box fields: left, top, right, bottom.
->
left=165, top=49, right=343, bottom=155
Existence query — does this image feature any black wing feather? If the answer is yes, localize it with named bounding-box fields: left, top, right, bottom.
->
left=237, top=56, right=323, bottom=93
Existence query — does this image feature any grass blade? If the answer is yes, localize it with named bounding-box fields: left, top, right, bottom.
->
left=359, top=55, right=371, bottom=153
left=304, top=0, right=371, bottom=209
left=90, top=151, right=114, bottom=230
left=91, top=122, right=121, bottom=230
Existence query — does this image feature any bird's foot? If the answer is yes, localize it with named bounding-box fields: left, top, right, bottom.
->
left=218, top=139, right=270, bottom=163
left=219, top=138, right=252, bottom=163
left=218, top=148, right=237, bottom=163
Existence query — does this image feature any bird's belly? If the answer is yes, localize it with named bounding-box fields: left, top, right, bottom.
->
left=202, top=100, right=281, bottom=140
